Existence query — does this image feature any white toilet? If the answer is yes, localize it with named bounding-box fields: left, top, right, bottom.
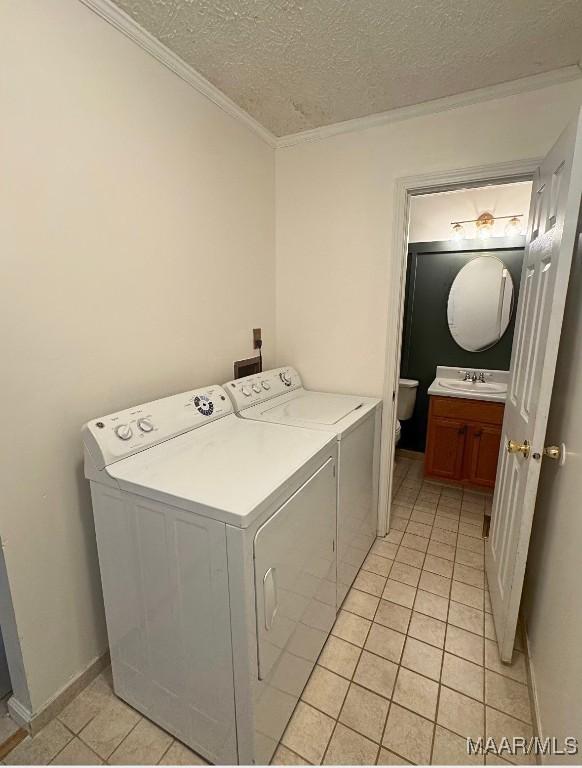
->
left=395, top=378, right=419, bottom=444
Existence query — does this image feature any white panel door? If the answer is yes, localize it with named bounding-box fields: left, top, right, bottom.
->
left=487, top=109, right=582, bottom=662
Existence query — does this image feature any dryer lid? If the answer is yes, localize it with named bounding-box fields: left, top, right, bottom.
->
left=261, top=392, right=365, bottom=425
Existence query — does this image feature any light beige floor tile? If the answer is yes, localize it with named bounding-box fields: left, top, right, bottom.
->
left=332, top=610, right=372, bottom=647
left=382, top=579, right=416, bottom=609
left=454, top=563, right=485, bottom=589
left=485, top=707, right=534, bottom=766
left=78, top=697, right=141, bottom=759
left=410, top=509, right=435, bottom=526
left=401, top=533, right=429, bottom=553
left=434, top=516, right=459, bottom=532
left=58, top=671, right=115, bottom=735
left=364, top=554, right=394, bottom=577
left=459, top=521, right=484, bottom=539
left=339, top=683, right=389, bottom=743
left=0, top=712, right=21, bottom=744
left=270, top=744, right=310, bottom=765
left=353, top=651, right=398, bottom=699
left=446, top=624, right=484, bottom=665
left=343, top=588, right=380, bottom=620
left=159, top=740, right=208, bottom=765
left=430, top=528, right=458, bottom=547
left=395, top=547, right=425, bottom=569
left=423, top=554, right=453, bottom=579
left=385, top=530, right=404, bottom=545
left=484, top=754, right=513, bottom=765
left=431, top=725, right=484, bottom=765
left=484, top=640, right=527, bottom=684
left=448, top=601, right=484, bottom=635
left=418, top=570, right=451, bottom=598
left=451, top=581, right=484, bottom=610
left=442, top=653, right=484, bottom=701
left=484, top=613, right=497, bottom=641
left=428, top=540, right=456, bottom=561
left=7, top=719, right=73, bottom=765
left=365, top=624, right=405, bottom=663
left=457, top=534, right=485, bottom=554
left=391, top=517, right=408, bottom=532
left=414, top=589, right=449, bottom=621
left=107, top=717, right=174, bottom=765
left=392, top=667, right=438, bottom=720
left=406, top=521, right=433, bottom=539
left=374, top=600, right=411, bottom=634
left=455, top=548, right=485, bottom=570
left=401, top=636, right=443, bottom=681
left=382, top=703, right=434, bottom=765
left=50, top=736, right=102, bottom=765
left=353, top=570, right=387, bottom=597
left=281, top=702, right=335, bottom=764
left=372, top=540, right=399, bottom=561
left=485, top=671, right=532, bottom=724
left=408, top=611, right=446, bottom=648
left=377, top=747, right=411, bottom=764
left=323, top=723, right=378, bottom=765
left=318, top=635, right=361, bottom=679
left=301, top=666, right=350, bottom=718
left=437, top=686, right=485, bottom=741
left=389, top=562, right=421, bottom=588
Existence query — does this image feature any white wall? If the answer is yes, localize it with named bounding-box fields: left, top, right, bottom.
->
left=0, top=0, right=274, bottom=716
left=275, top=79, right=582, bottom=397
left=408, top=181, right=532, bottom=242
left=523, top=232, right=582, bottom=761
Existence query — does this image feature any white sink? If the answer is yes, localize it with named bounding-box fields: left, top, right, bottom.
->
left=438, top=379, right=507, bottom=394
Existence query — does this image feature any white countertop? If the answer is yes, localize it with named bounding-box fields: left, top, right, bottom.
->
left=428, top=366, right=508, bottom=403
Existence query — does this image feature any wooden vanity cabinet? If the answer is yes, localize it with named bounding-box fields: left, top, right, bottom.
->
left=425, top=396, right=504, bottom=489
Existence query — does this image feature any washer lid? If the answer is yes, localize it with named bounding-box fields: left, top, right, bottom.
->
left=262, top=392, right=365, bottom=425
left=105, top=414, right=335, bottom=528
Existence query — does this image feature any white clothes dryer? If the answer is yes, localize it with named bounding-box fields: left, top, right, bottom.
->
left=224, top=367, right=382, bottom=607
left=83, top=384, right=337, bottom=765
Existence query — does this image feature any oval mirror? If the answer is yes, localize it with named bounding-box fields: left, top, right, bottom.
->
left=447, top=255, right=514, bottom=352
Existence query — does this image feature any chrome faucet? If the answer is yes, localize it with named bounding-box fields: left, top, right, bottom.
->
left=478, top=372, right=487, bottom=383
left=463, top=371, right=472, bottom=382
left=471, top=372, right=478, bottom=383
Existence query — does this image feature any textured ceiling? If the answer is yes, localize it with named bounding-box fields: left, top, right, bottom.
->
left=112, top=0, right=582, bottom=137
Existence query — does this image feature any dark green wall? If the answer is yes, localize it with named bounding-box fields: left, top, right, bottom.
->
left=400, top=239, right=525, bottom=453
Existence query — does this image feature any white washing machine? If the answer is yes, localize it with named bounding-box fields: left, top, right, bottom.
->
left=224, top=367, right=382, bottom=607
left=83, top=384, right=338, bottom=765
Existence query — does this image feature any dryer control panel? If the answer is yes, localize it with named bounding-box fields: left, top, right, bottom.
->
left=225, top=366, right=302, bottom=412
left=83, top=385, right=233, bottom=469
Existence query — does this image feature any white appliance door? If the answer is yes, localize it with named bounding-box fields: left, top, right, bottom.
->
left=254, top=459, right=336, bottom=684
left=487, top=109, right=582, bottom=661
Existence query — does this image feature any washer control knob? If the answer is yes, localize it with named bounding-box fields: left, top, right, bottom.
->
left=115, top=424, right=133, bottom=441
left=252, top=383, right=261, bottom=393
left=262, top=381, right=271, bottom=390
left=279, top=371, right=291, bottom=386
left=137, top=418, right=154, bottom=433
left=241, top=385, right=252, bottom=397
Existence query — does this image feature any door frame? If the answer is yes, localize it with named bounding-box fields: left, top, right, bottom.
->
left=377, top=158, right=541, bottom=536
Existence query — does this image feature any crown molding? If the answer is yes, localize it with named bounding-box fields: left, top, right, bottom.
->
left=78, top=0, right=278, bottom=148
left=277, top=65, right=582, bottom=148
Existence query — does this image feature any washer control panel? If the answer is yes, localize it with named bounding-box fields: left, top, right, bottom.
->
left=225, top=366, right=302, bottom=412
left=83, top=385, right=232, bottom=469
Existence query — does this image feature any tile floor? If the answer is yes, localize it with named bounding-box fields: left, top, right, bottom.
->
left=3, top=453, right=533, bottom=766
left=275, top=454, right=534, bottom=766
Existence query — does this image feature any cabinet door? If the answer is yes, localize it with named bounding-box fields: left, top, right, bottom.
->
left=466, top=424, right=502, bottom=488
left=425, top=417, right=466, bottom=481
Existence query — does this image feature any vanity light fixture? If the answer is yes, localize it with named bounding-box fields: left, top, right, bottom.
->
left=450, top=212, right=524, bottom=239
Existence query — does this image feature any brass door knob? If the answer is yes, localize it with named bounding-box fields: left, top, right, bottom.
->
left=543, top=445, right=561, bottom=460
left=507, top=439, right=530, bottom=458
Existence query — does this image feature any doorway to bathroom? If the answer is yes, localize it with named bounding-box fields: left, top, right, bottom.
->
left=394, top=181, right=531, bottom=489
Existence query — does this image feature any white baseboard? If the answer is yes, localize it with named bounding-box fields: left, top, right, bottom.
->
left=7, top=651, right=110, bottom=735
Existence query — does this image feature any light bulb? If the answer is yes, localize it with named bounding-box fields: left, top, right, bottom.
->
left=505, top=216, right=523, bottom=236
left=451, top=223, right=465, bottom=240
